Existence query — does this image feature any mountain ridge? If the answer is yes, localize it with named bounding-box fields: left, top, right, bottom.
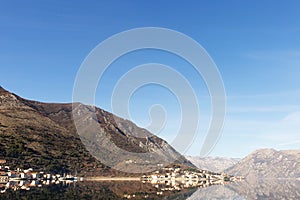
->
left=225, top=148, right=300, bottom=179
left=186, top=156, right=240, bottom=173
left=0, top=86, right=195, bottom=176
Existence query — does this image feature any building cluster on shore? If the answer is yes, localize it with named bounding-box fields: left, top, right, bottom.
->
left=137, top=166, right=243, bottom=197
left=0, top=160, right=81, bottom=193
left=0, top=160, right=244, bottom=197
left=141, top=166, right=240, bottom=183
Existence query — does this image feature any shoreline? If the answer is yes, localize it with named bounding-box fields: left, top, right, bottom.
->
left=84, top=177, right=141, bottom=181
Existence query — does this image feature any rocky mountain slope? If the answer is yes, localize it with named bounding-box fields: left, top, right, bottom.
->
left=186, top=156, right=240, bottom=173
left=225, top=148, right=300, bottom=179
left=0, top=86, right=194, bottom=176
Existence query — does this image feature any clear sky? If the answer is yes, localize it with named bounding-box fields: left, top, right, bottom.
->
left=1, top=1, right=300, bottom=158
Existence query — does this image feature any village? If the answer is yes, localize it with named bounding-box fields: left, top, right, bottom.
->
left=134, top=166, right=244, bottom=198
left=0, top=159, right=243, bottom=196
left=0, top=160, right=81, bottom=193
left=122, top=166, right=244, bottom=198
left=141, top=166, right=243, bottom=183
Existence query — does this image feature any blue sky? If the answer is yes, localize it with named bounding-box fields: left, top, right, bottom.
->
left=1, top=1, right=300, bottom=158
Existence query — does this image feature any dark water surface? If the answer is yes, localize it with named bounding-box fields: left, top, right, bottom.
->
left=1, top=179, right=299, bottom=199
left=188, top=179, right=300, bottom=200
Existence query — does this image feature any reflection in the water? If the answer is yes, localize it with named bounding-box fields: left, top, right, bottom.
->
left=1, top=165, right=299, bottom=199
left=1, top=178, right=299, bottom=199
left=0, top=180, right=198, bottom=199
left=0, top=175, right=235, bottom=199
left=0, top=179, right=78, bottom=194
left=142, top=177, right=232, bottom=196
left=227, top=178, right=300, bottom=200
left=0, top=165, right=81, bottom=194
left=0, top=164, right=244, bottom=199
left=188, top=179, right=300, bottom=200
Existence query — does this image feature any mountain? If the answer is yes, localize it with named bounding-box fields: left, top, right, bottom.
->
left=225, top=148, right=300, bottom=179
left=0, top=86, right=194, bottom=176
left=186, top=156, right=240, bottom=173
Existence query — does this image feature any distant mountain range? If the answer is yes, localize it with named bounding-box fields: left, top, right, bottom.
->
left=0, top=86, right=194, bottom=176
left=186, top=156, right=240, bottom=173
left=226, top=148, right=300, bottom=179
left=187, top=148, right=300, bottom=180
left=1, top=86, right=299, bottom=180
